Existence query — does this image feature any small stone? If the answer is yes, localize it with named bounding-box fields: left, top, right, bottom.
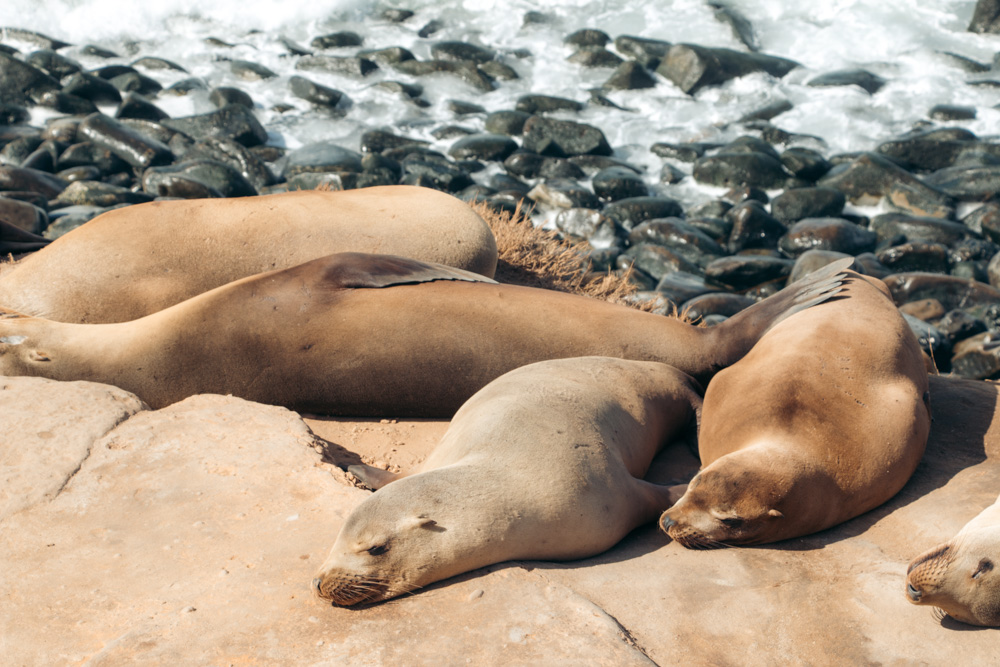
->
left=521, top=117, right=611, bottom=157
left=780, top=147, right=831, bottom=181
left=692, top=152, right=789, bottom=189
left=704, top=255, right=794, bottom=290
left=656, top=44, right=799, bottom=94
left=431, top=41, right=495, bottom=64
left=448, top=134, right=517, bottom=162
left=485, top=110, right=532, bottom=136
left=564, top=29, right=610, bottom=47
left=516, top=95, right=584, bottom=114
left=878, top=242, right=951, bottom=273
left=526, top=180, right=600, bottom=209
left=592, top=166, right=648, bottom=201
left=602, top=196, right=684, bottom=232
left=770, top=187, right=845, bottom=223
left=807, top=68, right=886, bottom=94
left=726, top=201, right=787, bottom=253
left=603, top=61, right=657, bottom=90
left=613, top=35, right=672, bottom=69
left=310, top=31, right=364, bottom=49
left=929, top=104, right=977, bottom=121
left=778, top=217, right=876, bottom=257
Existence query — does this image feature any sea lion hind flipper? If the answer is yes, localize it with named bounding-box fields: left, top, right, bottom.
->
left=321, top=252, right=497, bottom=290
left=346, top=463, right=404, bottom=490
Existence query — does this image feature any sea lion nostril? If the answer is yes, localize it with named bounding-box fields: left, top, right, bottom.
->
left=311, top=577, right=323, bottom=593
left=660, top=516, right=676, bottom=530
left=907, top=583, right=921, bottom=601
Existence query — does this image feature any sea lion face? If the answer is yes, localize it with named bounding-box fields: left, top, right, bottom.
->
left=905, top=527, right=1000, bottom=626
left=313, top=475, right=458, bottom=607
left=658, top=460, right=786, bottom=549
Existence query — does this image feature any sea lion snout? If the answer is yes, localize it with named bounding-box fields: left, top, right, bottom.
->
left=906, top=582, right=922, bottom=602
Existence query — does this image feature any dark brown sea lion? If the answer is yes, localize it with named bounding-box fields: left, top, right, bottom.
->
left=0, top=253, right=850, bottom=416
left=660, top=270, right=931, bottom=547
left=0, top=186, right=497, bottom=323
left=313, top=356, right=702, bottom=606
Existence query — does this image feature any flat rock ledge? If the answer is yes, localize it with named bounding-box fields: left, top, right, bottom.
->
left=3, top=374, right=1000, bottom=664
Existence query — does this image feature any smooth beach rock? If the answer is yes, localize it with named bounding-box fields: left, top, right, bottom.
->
left=602, top=196, right=683, bottom=231
left=704, top=255, right=794, bottom=290
left=0, top=51, right=59, bottom=105
left=969, top=0, right=1000, bottom=33
left=360, top=130, right=429, bottom=155
left=24, top=49, right=81, bottom=79
left=692, top=151, right=788, bottom=189
left=870, top=212, right=971, bottom=245
left=484, top=110, right=532, bottom=136
left=899, top=298, right=947, bottom=321
left=681, top=292, right=756, bottom=320
left=788, top=249, right=856, bottom=282
left=923, top=165, right=1000, bottom=201
left=876, top=128, right=979, bottom=171
left=288, top=76, right=344, bottom=108
left=603, top=61, right=657, bottom=90
left=526, top=180, right=600, bottom=209
left=929, top=105, right=977, bottom=122
left=162, top=105, right=267, bottom=147
left=516, top=94, right=584, bottom=114
left=965, top=203, right=1000, bottom=241
left=432, top=41, right=496, bottom=63
left=109, top=70, right=162, bottom=96
left=807, top=68, right=887, bottom=94
left=296, top=54, right=378, bottom=77
left=628, top=218, right=724, bottom=268
left=656, top=44, right=799, bottom=94
left=478, top=61, right=519, bottom=81
left=0, top=27, right=70, bottom=50
left=614, top=35, right=672, bottom=69
left=819, top=152, right=937, bottom=205
left=143, top=160, right=257, bottom=198
left=400, top=153, right=474, bottom=192
left=564, top=28, right=610, bottom=47
left=393, top=59, right=494, bottom=91
left=936, top=308, right=988, bottom=344
left=779, top=146, right=831, bottom=181
left=448, top=133, right=518, bottom=162
left=878, top=242, right=951, bottom=274
left=777, top=217, right=876, bottom=257
left=61, top=71, right=121, bottom=105
left=0, top=196, right=47, bottom=233
left=359, top=46, right=415, bottom=66
left=52, top=180, right=153, bottom=207
left=769, top=187, right=845, bottom=223
left=162, top=77, right=207, bottom=95
left=209, top=86, right=253, bottom=109
left=951, top=333, right=1000, bottom=378
left=56, top=141, right=129, bottom=176
left=592, top=166, right=648, bottom=201
left=886, top=178, right=956, bottom=219
left=310, top=31, right=364, bottom=49
left=622, top=243, right=700, bottom=280
left=902, top=312, right=950, bottom=361
left=569, top=47, right=624, bottom=69
left=78, top=113, right=174, bottom=169
left=115, top=93, right=168, bottom=121
left=552, top=208, right=621, bottom=246
left=282, top=142, right=363, bottom=178
left=726, top=201, right=787, bottom=253
left=521, top=116, right=611, bottom=157
left=885, top=272, right=1000, bottom=310
left=653, top=270, right=722, bottom=304
left=0, top=165, right=67, bottom=199
left=36, top=90, right=97, bottom=115
left=132, top=56, right=187, bottom=72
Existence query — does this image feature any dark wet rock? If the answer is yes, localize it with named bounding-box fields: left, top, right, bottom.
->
left=230, top=60, right=276, bottom=81
left=0, top=52, right=60, bottom=105
left=722, top=136, right=780, bottom=158
left=376, top=80, right=424, bottom=99
left=653, top=271, right=722, bottom=304
left=57, top=141, right=128, bottom=176
left=118, top=118, right=181, bottom=147
left=539, top=158, right=586, bottom=180
left=704, top=255, right=794, bottom=290
left=296, top=55, right=377, bottom=77
left=418, top=20, right=444, bottom=38
left=37, top=90, right=98, bottom=115
left=282, top=142, right=363, bottom=178
left=726, top=201, right=787, bottom=253
left=924, top=165, right=1000, bottom=201
left=885, top=272, right=1000, bottom=311
left=963, top=203, right=1000, bottom=241
left=108, top=71, right=162, bottom=96
left=209, top=86, right=254, bottom=109
left=592, top=166, right=648, bottom=201
left=613, top=35, right=672, bottom=70
left=969, top=0, right=1000, bottom=33
left=516, top=95, right=584, bottom=114
left=628, top=218, right=725, bottom=269
left=522, top=11, right=553, bottom=26
left=310, top=32, right=363, bottom=49
left=284, top=171, right=360, bottom=190
left=43, top=204, right=109, bottom=239
left=0, top=134, right=42, bottom=164
left=603, top=61, right=657, bottom=90
left=989, top=251, right=1000, bottom=289
left=393, top=59, right=494, bottom=91
left=358, top=152, right=402, bottom=182
left=651, top=142, right=712, bottom=162
left=0, top=165, right=67, bottom=199
left=710, top=2, right=759, bottom=51
left=0, top=196, right=47, bottom=233
left=876, top=129, right=979, bottom=171
left=602, top=196, right=684, bottom=231
left=585, top=246, right=621, bottom=272
left=660, top=163, right=686, bottom=184
left=682, top=292, right=756, bottom=320
left=79, top=113, right=174, bottom=169
left=886, top=178, right=956, bottom=219
left=778, top=217, right=877, bottom=257
left=553, top=208, right=621, bottom=247
left=432, top=41, right=496, bottom=64
left=448, top=133, right=517, bottom=162
left=52, top=180, right=153, bottom=207
left=381, top=8, right=414, bottom=22
left=400, top=153, right=473, bottom=192
left=693, top=151, right=788, bottom=189
left=162, top=105, right=266, bottom=147
left=142, top=159, right=256, bottom=198
left=485, top=190, right=531, bottom=215
left=24, top=50, right=81, bottom=79
left=91, top=64, right=137, bottom=80
left=0, top=28, right=70, bottom=50
left=623, top=243, right=701, bottom=281
left=489, top=173, right=529, bottom=193
left=807, top=68, right=886, bottom=94
left=162, top=77, right=207, bottom=96
left=930, top=104, right=977, bottom=121
left=521, top=116, right=611, bottom=157
left=0, top=102, right=29, bottom=125
left=433, top=125, right=476, bottom=140
left=564, top=29, right=609, bottom=47
left=19, top=143, right=57, bottom=172
left=936, top=309, right=988, bottom=344
left=485, top=110, right=532, bottom=136
left=779, top=147, right=831, bottom=181
left=656, top=44, right=799, bottom=94
left=383, top=145, right=444, bottom=162
left=0, top=215, right=49, bottom=252
left=900, top=298, right=947, bottom=321
left=902, top=313, right=951, bottom=363
left=277, top=36, right=313, bottom=57
left=877, top=242, right=951, bottom=273
left=770, top=187, right=845, bottom=223
left=870, top=212, right=971, bottom=245
left=951, top=240, right=1000, bottom=275
left=722, top=185, right=769, bottom=205
left=951, top=333, right=1000, bottom=379
left=359, top=46, right=415, bottom=66
left=571, top=156, right=641, bottom=175
left=115, top=93, right=168, bottom=121
left=131, top=56, right=187, bottom=72
left=738, top=99, right=794, bottom=123
left=502, top=152, right=545, bottom=178
left=526, top=180, right=600, bottom=209
left=57, top=165, right=102, bottom=182
left=569, top=48, right=623, bottom=69
left=819, top=152, right=928, bottom=205
left=951, top=260, right=989, bottom=283
left=787, top=250, right=857, bottom=282
left=447, top=100, right=485, bottom=115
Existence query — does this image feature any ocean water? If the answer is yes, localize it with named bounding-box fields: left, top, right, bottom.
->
left=3, top=0, right=1000, bottom=207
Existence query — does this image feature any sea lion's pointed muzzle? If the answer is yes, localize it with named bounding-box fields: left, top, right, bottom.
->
left=660, top=515, right=676, bottom=531
left=906, top=582, right=922, bottom=602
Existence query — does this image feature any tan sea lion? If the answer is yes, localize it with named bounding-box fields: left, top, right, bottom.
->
left=0, top=253, right=850, bottom=416
left=660, top=270, right=931, bottom=548
left=905, top=492, right=1000, bottom=626
left=313, top=356, right=702, bottom=606
left=0, top=186, right=497, bottom=323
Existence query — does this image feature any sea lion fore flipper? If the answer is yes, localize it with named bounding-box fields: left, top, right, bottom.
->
left=0, top=219, right=50, bottom=255
left=320, top=252, right=498, bottom=289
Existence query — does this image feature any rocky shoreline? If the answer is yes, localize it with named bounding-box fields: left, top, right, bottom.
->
left=4, top=4, right=1000, bottom=377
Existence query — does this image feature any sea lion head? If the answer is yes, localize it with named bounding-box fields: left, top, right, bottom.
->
left=905, top=526, right=1000, bottom=627
left=313, top=469, right=471, bottom=607
left=658, top=456, right=788, bottom=549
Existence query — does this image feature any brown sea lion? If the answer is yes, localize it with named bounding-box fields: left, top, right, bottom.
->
left=906, top=492, right=1000, bottom=626
left=660, top=270, right=931, bottom=548
left=0, top=253, right=849, bottom=416
left=313, top=356, right=702, bottom=606
left=0, top=186, right=497, bottom=323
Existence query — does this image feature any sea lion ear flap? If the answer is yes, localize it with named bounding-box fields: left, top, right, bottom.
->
left=399, top=514, right=441, bottom=531
left=768, top=509, right=784, bottom=518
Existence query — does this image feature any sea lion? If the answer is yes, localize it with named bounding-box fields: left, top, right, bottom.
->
left=660, top=269, right=931, bottom=548
left=905, top=492, right=1000, bottom=626
left=0, top=253, right=850, bottom=416
left=0, top=186, right=497, bottom=323
left=312, top=356, right=702, bottom=606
